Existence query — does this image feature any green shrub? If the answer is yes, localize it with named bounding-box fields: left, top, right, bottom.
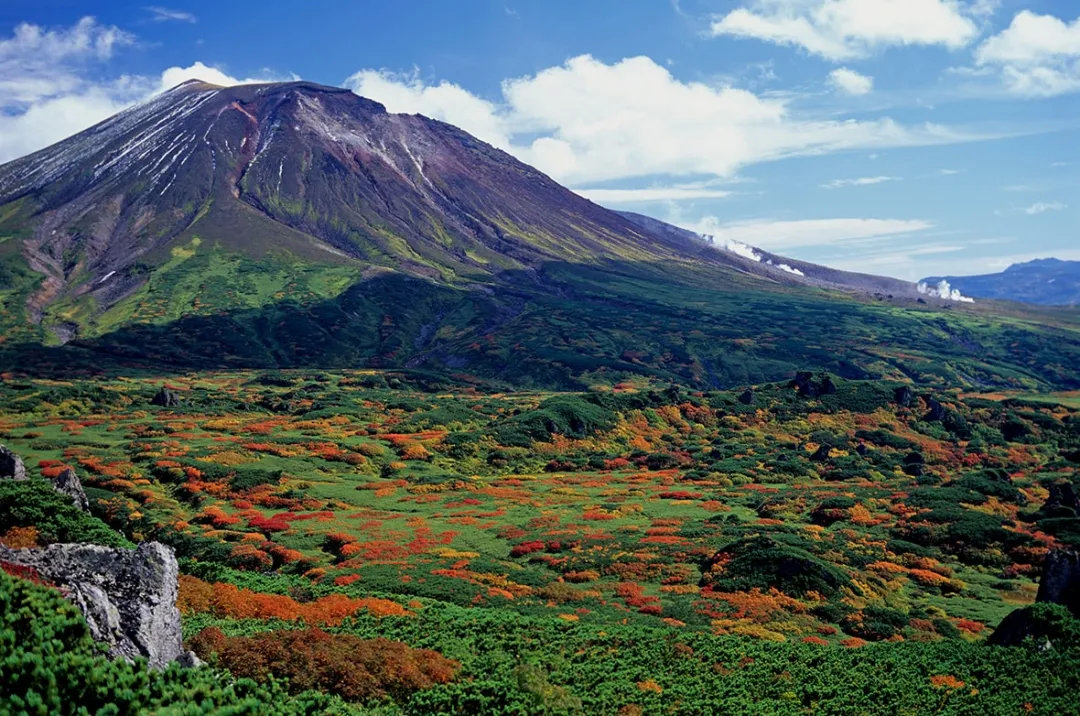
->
left=701, top=535, right=852, bottom=598
left=0, top=479, right=130, bottom=548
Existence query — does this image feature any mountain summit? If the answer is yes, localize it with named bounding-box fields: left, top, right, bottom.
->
left=0, top=79, right=695, bottom=320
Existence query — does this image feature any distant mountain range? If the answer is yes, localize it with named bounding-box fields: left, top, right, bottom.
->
left=923, top=258, right=1080, bottom=306
left=0, top=80, right=1078, bottom=389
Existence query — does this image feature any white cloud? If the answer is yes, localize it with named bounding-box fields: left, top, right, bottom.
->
left=828, top=67, right=873, bottom=94
left=821, top=175, right=898, bottom=189
left=575, top=185, right=733, bottom=203
left=158, top=61, right=279, bottom=90
left=0, top=16, right=133, bottom=107
left=145, top=6, right=197, bottom=23
left=0, top=16, right=283, bottom=164
left=939, top=168, right=963, bottom=174
left=675, top=217, right=933, bottom=252
left=710, top=0, right=982, bottom=61
left=975, top=11, right=1080, bottom=96
left=346, top=68, right=511, bottom=150
left=1024, top=201, right=1067, bottom=215
left=347, top=54, right=981, bottom=187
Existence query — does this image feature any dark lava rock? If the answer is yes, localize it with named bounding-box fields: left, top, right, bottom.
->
left=1036, top=548, right=1080, bottom=615
left=0, top=444, right=26, bottom=480
left=791, top=371, right=814, bottom=395
left=738, top=388, right=754, bottom=405
left=151, top=387, right=181, bottom=408
left=893, top=386, right=915, bottom=408
left=791, top=372, right=835, bottom=398
left=923, top=397, right=946, bottom=422
left=1043, top=483, right=1080, bottom=518
left=990, top=548, right=1080, bottom=647
left=902, top=451, right=925, bottom=477
left=0, top=541, right=199, bottom=668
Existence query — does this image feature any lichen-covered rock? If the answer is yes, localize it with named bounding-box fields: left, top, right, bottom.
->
left=52, top=468, right=90, bottom=512
left=0, top=541, right=198, bottom=668
left=0, top=444, right=26, bottom=480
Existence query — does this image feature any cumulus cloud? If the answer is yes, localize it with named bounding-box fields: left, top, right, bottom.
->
left=710, top=0, right=982, bottom=61
left=975, top=10, right=1080, bottom=96
left=158, top=61, right=281, bottom=89
left=0, top=16, right=284, bottom=163
left=347, top=54, right=980, bottom=186
left=1024, top=201, right=1066, bottom=215
left=827, top=67, right=873, bottom=94
left=821, top=175, right=898, bottom=189
left=0, top=16, right=133, bottom=107
left=674, top=217, right=933, bottom=252
left=346, top=68, right=511, bottom=149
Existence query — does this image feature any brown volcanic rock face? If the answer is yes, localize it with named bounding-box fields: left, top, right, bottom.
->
left=0, top=80, right=679, bottom=318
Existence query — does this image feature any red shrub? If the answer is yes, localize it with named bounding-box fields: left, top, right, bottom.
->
left=510, top=541, right=546, bottom=558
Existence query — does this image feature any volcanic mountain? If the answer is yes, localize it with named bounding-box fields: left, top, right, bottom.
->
left=0, top=80, right=1078, bottom=389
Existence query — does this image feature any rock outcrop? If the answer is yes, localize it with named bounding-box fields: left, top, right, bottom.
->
left=1043, top=483, right=1080, bottom=517
left=923, top=397, right=946, bottom=422
left=151, top=387, right=181, bottom=408
left=990, top=548, right=1080, bottom=647
left=0, top=443, right=89, bottom=511
left=0, top=444, right=26, bottom=480
left=0, top=541, right=199, bottom=668
left=893, top=386, right=915, bottom=408
left=791, top=372, right=836, bottom=398
left=52, top=467, right=90, bottom=512
left=1035, top=548, right=1080, bottom=615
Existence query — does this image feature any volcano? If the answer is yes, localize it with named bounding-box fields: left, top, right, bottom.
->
left=0, top=80, right=1077, bottom=390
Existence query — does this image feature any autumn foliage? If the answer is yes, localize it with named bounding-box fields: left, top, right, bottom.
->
left=177, top=576, right=410, bottom=623
left=188, top=627, right=458, bottom=702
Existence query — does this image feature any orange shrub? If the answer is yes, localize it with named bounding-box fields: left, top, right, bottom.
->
left=0, top=526, right=39, bottom=549
left=930, top=674, right=965, bottom=689
left=188, top=628, right=458, bottom=702
left=178, top=576, right=410, bottom=623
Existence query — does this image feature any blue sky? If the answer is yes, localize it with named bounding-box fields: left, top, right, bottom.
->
left=0, top=1, right=1077, bottom=280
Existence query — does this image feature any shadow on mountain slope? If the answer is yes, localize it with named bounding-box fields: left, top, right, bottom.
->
left=2, top=260, right=1079, bottom=391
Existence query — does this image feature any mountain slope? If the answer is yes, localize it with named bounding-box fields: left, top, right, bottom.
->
left=924, top=258, right=1080, bottom=306
left=0, top=80, right=689, bottom=338
left=0, top=80, right=1078, bottom=390
left=618, top=211, right=925, bottom=297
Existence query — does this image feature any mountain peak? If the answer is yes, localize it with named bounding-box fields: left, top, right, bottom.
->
left=0, top=78, right=685, bottom=334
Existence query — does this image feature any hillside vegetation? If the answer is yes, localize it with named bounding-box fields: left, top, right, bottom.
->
left=2, top=370, right=1079, bottom=712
